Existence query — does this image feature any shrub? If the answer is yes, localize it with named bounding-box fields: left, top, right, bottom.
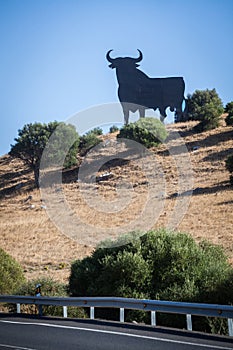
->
left=0, top=248, right=25, bottom=294
left=79, top=131, right=101, bottom=156
left=88, top=127, right=103, bottom=136
left=226, top=113, right=233, bottom=126
left=226, top=114, right=233, bottom=126
left=226, top=154, right=233, bottom=185
left=181, top=89, right=224, bottom=131
left=10, top=277, right=86, bottom=318
left=194, top=102, right=222, bottom=132
left=109, top=125, right=119, bottom=133
left=117, top=118, right=167, bottom=148
left=186, top=89, right=224, bottom=121
left=69, top=229, right=232, bottom=334
left=225, top=101, right=233, bottom=114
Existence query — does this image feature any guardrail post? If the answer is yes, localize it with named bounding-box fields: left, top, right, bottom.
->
left=90, top=306, right=95, bottom=320
left=151, top=311, right=156, bottom=326
left=228, top=318, right=233, bottom=337
left=186, top=314, right=192, bottom=331
left=16, top=303, right=21, bottom=314
left=63, top=306, right=67, bottom=318
left=120, top=308, right=124, bottom=322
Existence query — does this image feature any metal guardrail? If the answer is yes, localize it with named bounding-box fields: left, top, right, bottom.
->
left=0, top=295, right=233, bottom=336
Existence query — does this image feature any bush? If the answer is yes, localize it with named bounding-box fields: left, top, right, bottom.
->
left=183, top=89, right=224, bottom=132
left=225, top=101, right=233, bottom=114
left=0, top=248, right=25, bottom=294
left=193, top=102, right=222, bottom=132
left=226, top=113, right=233, bottom=126
left=10, top=277, right=86, bottom=318
left=186, top=89, right=224, bottom=121
left=226, top=154, right=233, bottom=185
left=109, top=125, right=119, bottom=133
left=69, top=229, right=232, bottom=333
left=88, top=127, right=103, bottom=136
left=225, top=101, right=233, bottom=125
left=117, top=118, right=168, bottom=148
left=79, top=131, right=101, bottom=156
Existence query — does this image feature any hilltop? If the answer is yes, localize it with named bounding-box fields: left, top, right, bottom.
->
left=0, top=120, right=233, bottom=282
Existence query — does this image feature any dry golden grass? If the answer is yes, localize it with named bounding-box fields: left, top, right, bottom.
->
left=0, top=119, right=233, bottom=283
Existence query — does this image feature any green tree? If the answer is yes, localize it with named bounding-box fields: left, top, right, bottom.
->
left=79, top=130, right=101, bottom=156
left=109, top=125, right=119, bottom=133
left=225, top=101, right=233, bottom=114
left=226, top=114, right=233, bottom=126
left=194, top=102, right=222, bottom=132
left=226, top=154, right=233, bottom=185
left=225, top=101, right=233, bottom=126
left=0, top=248, right=25, bottom=294
left=69, top=229, right=232, bottom=333
left=183, top=89, right=224, bottom=131
left=10, top=122, right=79, bottom=187
left=117, top=117, right=168, bottom=148
left=88, top=127, right=103, bottom=136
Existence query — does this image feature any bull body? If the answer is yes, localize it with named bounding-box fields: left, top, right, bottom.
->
left=106, top=50, right=186, bottom=124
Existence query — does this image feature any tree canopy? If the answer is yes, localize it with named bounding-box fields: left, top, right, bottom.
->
left=10, top=121, right=79, bottom=187
left=117, top=117, right=168, bottom=148
left=69, top=229, right=232, bottom=333
left=176, top=89, right=224, bottom=131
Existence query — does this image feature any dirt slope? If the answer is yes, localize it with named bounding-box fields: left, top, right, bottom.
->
left=0, top=120, right=232, bottom=282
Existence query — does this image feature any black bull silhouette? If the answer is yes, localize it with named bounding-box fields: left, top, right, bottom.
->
left=106, top=50, right=186, bottom=124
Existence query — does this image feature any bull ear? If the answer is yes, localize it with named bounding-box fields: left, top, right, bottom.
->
left=108, top=63, right=115, bottom=69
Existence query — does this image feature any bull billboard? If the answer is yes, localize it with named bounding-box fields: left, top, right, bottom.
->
left=106, top=49, right=186, bottom=124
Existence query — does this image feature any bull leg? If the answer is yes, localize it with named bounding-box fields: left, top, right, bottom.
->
left=123, top=108, right=129, bottom=125
left=159, top=107, right=167, bottom=123
left=175, top=104, right=182, bottom=122
left=139, top=107, right=145, bottom=119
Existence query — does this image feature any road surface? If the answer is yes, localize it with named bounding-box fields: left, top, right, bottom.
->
left=0, top=314, right=232, bottom=350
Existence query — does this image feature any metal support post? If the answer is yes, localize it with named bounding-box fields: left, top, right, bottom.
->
left=186, top=314, right=192, bottom=331
left=151, top=311, right=156, bottom=326
left=120, top=308, right=124, bottom=322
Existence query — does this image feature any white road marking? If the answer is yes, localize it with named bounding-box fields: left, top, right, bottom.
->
left=0, top=344, right=37, bottom=350
left=0, top=320, right=232, bottom=350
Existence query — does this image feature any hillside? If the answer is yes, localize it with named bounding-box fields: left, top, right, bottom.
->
left=0, top=120, right=233, bottom=282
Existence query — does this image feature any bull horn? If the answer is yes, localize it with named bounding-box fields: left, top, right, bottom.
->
left=106, top=50, right=115, bottom=63
left=134, top=49, right=143, bottom=63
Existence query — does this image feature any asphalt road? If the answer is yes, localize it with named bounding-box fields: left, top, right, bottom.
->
left=0, top=315, right=233, bottom=350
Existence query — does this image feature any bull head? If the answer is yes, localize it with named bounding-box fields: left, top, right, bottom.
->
left=106, top=49, right=143, bottom=68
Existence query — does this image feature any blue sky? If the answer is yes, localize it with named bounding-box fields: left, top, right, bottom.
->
left=0, top=0, right=233, bottom=155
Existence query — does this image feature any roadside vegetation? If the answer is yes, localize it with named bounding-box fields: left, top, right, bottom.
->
left=0, top=247, right=25, bottom=294
left=1, top=229, right=232, bottom=335
left=10, top=277, right=85, bottom=318
left=69, top=229, right=233, bottom=334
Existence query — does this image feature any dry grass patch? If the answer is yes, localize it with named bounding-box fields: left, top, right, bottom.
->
left=0, top=120, right=233, bottom=281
